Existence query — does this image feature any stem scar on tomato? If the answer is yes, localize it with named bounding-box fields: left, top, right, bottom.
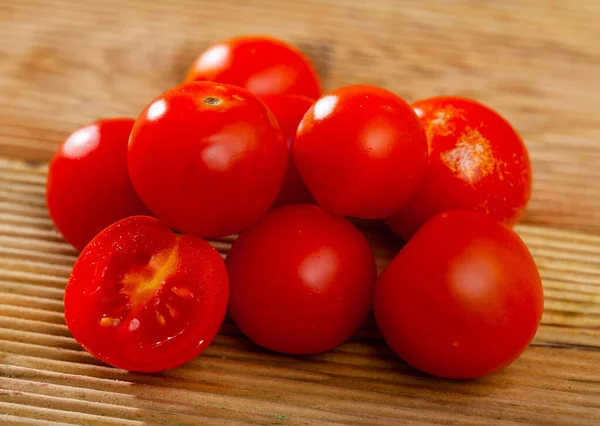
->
left=128, top=82, right=288, bottom=238
left=203, top=96, right=222, bottom=106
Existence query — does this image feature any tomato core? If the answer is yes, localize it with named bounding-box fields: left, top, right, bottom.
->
left=121, top=242, right=179, bottom=312
left=98, top=241, right=184, bottom=330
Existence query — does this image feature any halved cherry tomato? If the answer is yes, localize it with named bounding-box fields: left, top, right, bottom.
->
left=260, top=93, right=315, bottom=206
left=226, top=204, right=377, bottom=354
left=386, top=96, right=532, bottom=240
left=293, top=85, right=428, bottom=219
left=185, top=36, right=321, bottom=99
left=128, top=82, right=288, bottom=238
left=374, top=210, right=544, bottom=379
left=46, top=118, right=151, bottom=251
left=64, top=216, right=228, bottom=372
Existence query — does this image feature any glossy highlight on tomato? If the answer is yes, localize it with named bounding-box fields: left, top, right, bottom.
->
left=64, top=216, right=228, bottom=372
left=46, top=118, right=151, bottom=251
left=374, top=210, right=544, bottom=379
left=261, top=93, right=315, bottom=206
left=293, top=85, right=428, bottom=219
left=386, top=96, right=532, bottom=240
left=226, top=204, right=377, bottom=354
left=185, top=36, right=321, bottom=99
left=128, top=82, right=288, bottom=238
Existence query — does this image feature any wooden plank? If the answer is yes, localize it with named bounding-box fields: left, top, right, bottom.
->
left=1, top=0, right=600, bottom=232
left=1, top=157, right=599, bottom=424
left=1, top=0, right=599, bottom=423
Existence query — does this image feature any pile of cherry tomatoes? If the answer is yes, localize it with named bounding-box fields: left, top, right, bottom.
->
left=46, top=36, right=544, bottom=379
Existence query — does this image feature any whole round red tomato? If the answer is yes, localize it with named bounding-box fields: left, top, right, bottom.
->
left=46, top=118, right=151, bottom=251
left=386, top=96, right=532, bottom=240
left=64, top=216, right=228, bottom=372
left=260, top=93, right=315, bottom=206
left=374, top=210, right=544, bottom=379
left=293, top=85, right=428, bottom=219
left=128, top=82, right=288, bottom=238
left=184, top=36, right=321, bottom=99
left=226, top=204, right=377, bottom=354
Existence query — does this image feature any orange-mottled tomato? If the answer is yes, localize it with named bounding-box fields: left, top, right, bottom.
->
left=375, top=210, right=544, bottom=379
left=64, top=216, right=228, bottom=372
left=46, top=118, right=151, bottom=251
left=260, top=93, right=315, bottom=206
left=184, top=36, right=321, bottom=99
left=386, top=96, right=532, bottom=240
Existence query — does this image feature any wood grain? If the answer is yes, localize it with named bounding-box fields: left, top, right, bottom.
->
left=1, top=0, right=599, bottom=424
left=1, top=160, right=600, bottom=425
left=2, top=0, right=600, bottom=233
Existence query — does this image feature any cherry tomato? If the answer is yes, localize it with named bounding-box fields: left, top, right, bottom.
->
left=46, top=118, right=151, bottom=251
left=128, top=82, right=288, bottom=238
left=184, top=36, right=321, bottom=99
left=374, top=210, right=544, bottom=379
left=64, top=216, right=228, bottom=372
left=260, top=94, right=315, bottom=206
left=226, top=204, right=377, bottom=354
left=293, top=85, right=428, bottom=219
left=386, top=96, right=532, bottom=240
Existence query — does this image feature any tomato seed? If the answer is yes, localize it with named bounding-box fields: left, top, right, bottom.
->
left=171, top=286, right=193, bottom=298
left=99, top=317, right=121, bottom=327
left=156, top=311, right=166, bottom=326
left=165, top=303, right=178, bottom=318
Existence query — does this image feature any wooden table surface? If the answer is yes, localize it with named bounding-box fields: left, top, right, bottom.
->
left=1, top=0, right=599, bottom=424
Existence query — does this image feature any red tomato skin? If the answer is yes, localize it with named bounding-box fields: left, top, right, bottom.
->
left=260, top=94, right=315, bottom=206
left=128, top=82, right=288, bottom=238
left=46, top=118, right=151, bottom=251
left=226, top=204, right=377, bottom=355
left=184, top=36, right=321, bottom=99
left=386, top=96, right=532, bottom=240
left=64, top=216, right=228, bottom=372
left=374, top=210, right=544, bottom=379
left=293, top=85, right=428, bottom=219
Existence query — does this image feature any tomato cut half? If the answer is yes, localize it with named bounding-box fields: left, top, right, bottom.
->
left=64, top=216, right=228, bottom=372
